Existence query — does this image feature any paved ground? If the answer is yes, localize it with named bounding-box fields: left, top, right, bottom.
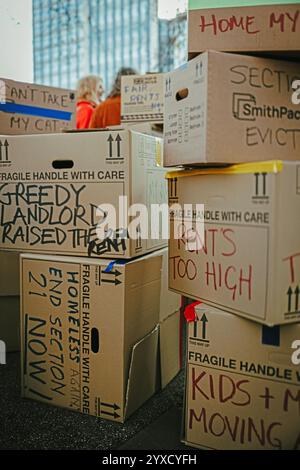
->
left=0, top=352, right=187, bottom=450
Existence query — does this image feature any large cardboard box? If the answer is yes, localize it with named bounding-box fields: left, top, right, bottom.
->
left=188, top=1, right=300, bottom=59
left=121, top=73, right=164, bottom=123
left=0, top=251, right=20, bottom=351
left=21, top=248, right=180, bottom=421
left=163, top=51, right=300, bottom=166
left=0, top=78, right=76, bottom=135
left=167, top=160, right=300, bottom=326
left=0, top=129, right=167, bottom=258
left=184, top=302, right=300, bottom=450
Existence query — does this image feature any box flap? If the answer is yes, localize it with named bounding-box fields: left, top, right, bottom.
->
left=124, top=254, right=162, bottom=379
left=159, top=311, right=181, bottom=389
left=125, top=326, right=159, bottom=418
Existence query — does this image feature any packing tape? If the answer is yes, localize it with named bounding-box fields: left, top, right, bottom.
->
left=166, top=160, right=283, bottom=179
left=184, top=301, right=202, bottom=322
left=0, top=102, right=73, bottom=121
left=103, top=259, right=127, bottom=273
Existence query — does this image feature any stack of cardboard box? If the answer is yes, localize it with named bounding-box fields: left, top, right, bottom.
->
left=164, top=0, right=300, bottom=450
left=0, top=78, right=181, bottom=422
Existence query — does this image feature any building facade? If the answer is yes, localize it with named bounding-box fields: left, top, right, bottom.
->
left=33, top=0, right=186, bottom=92
left=158, top=13, right=187, bottom=73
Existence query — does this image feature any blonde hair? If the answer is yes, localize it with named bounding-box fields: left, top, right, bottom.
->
left=76, top=75, right=103, bottom=103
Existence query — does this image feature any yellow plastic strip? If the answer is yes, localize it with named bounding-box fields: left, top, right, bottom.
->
left=165, top=160, right=283, bottom=179
left=155, top=139, right=162, bottom=167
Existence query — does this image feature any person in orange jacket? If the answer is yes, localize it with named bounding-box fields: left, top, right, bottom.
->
left=76, top=75, right=104, bottom=129
left=90, top=67, right=137, bottom=129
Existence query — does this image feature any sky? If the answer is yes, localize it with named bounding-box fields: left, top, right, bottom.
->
left=0, top=0, right=33, bottom=81
left=158, top=0, right=187, bottom=19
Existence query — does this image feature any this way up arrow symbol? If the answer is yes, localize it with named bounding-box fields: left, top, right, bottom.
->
left=100, top=401, right=120, bottom=411
left=102, top=277, right=122, bottom=286
left=107, top=134, right=114, bottom=158
left=262, top=172, right=267, bottom=196
left=100, top=401, right=121, bottom=419
left=200, top=313, right=208, bottom=340
left=287, top=286, right=293, bottom=313
left=101, top=409, right=120, bottom=419
left=193, top=321, right=198, bottom=339
left=254, top=173, right=259, bottom=196
left=102, top=269, right=122, bottom=277
left=116, top=134, right=122, bottom=158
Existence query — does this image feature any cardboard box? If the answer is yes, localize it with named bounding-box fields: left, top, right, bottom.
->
left=0, top=78, right=76, bottom=135
left=121, top=73, right=164, bottom=123
left=184, top=302, right=300, bottom=450
left=0, top=251, right=20, bottom=351
left=167, top=160, right=300, bottom=326
left=0, top=129, right=167, bottom=258
left=163, top=50, right=300, bottom=166
left=188, top=1, right=300, bottom=59
left=21, top=248, right=180, bottom=422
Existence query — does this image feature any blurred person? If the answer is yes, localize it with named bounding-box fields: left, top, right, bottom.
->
left=76, top=75, right=104, bottom=129
left=90, top=67, right=137, bottom=128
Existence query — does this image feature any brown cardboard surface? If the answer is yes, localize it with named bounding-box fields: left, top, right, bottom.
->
left=163, top=51, right=300, bottom=166
left=0, top=129, right=167, bottom=258
left=125, top=327, right=159, bottom=418
left=0, top=296, right=20, bottom=352
left=20, top=248, right=178, bottom=422
left=159, top=251, right=181, bottom=322
left=121, top=74, right=164, bottom=123
left=0, top=78, right=76, bottom=135
left=168, top=161, right=300, bottom=326
left=184, top=302, right=300, bottom=450
left=123, top=254, right=162, bottom=380
left=188, top=4, right=300, bottom=58
left=160, top=311, right=181, bottom=389
left=0, top=251, right=20, bottom=296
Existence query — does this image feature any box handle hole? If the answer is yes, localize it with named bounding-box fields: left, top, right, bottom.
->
left=52, top=160, right=74, bottom=169
left=176, top=88, right=189, bottom=101
left=91, top=328, right=100, bottom=353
